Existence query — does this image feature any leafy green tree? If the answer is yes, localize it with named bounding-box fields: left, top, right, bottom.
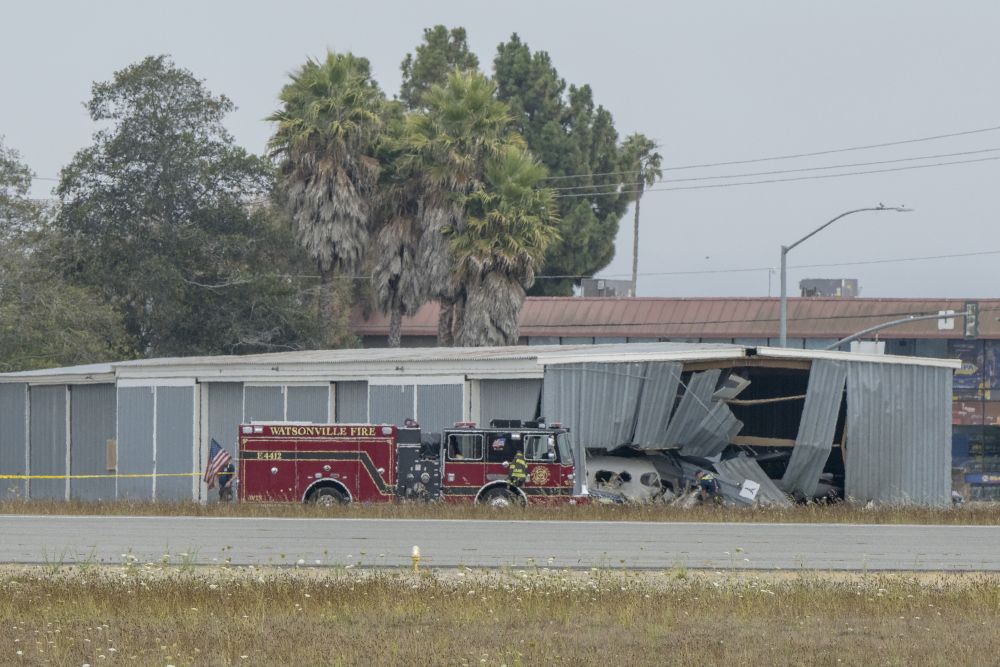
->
left=493, top=35, right=632, bottom=295
left=401, top=70, right=519, bottom=344
left=57, top=55, right=322, bottom=357
left=399, top=25, right=479, bottom=109
left=0, top=137, right=39, bottom=243
left=0, top=138, right=128, bottom=370
left=268, top=52, right=385, bottom=334
left=449, top=145, right=559, bottom=345
left=621, top=133, right=663, bottom=295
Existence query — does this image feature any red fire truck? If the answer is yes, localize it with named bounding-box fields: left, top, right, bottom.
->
left=237, top=419, right=583, bottom=507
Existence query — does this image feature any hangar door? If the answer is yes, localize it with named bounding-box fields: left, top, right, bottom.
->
left=244, top=384, right=330, bottom=424
left=0, top=384, right=27, bottom=500
left=369, top=380, right=464, bottom=435
left=118, top=383, right=196, bottom=500
left=479, top=379, right=542, bottom=426
left=29, top=385, right=67, bottom=500
left=70, top=384, right=116, bottom=501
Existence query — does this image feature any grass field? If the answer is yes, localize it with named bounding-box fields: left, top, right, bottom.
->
left=3, top=565, right=1000, bottom=666
left=1, top=498, right=999, bottom=525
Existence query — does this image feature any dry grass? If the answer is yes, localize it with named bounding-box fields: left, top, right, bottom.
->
left=3, top=565, right=1000, bottom=666
left=1, top=498, right=999, bottom=525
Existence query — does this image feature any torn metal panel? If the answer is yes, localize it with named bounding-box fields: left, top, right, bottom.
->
left=675, top=457, right=750, bottom=505
left=714, top=454, right=792, bottom=507
left=542, top=362, right=646, bottom=448
left=661, top=369, right=721, bottom=447
left=845, top=362, right=951, bottom=505
left=679, top=402, right=743, bottom=458
left=782, top=359, right=847, bottom=498
left=632, top=361, right=683, bottom=448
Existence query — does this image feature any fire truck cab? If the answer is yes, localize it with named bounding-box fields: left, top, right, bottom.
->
left=436, top=419, right=577, bottom=507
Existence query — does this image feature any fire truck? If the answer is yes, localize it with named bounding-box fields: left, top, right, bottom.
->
left=237, top=419, right=584, bottom=507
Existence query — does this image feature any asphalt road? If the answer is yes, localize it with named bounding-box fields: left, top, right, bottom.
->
left=3, top=515, right=1000, bottom=571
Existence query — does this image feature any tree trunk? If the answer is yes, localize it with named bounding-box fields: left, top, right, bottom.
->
left=437, top=299, right=454, bottom=346
left=451, top=292, right=466, bottom=345
left=318, top=260, right=332, bottom=330
left=631, top=180, right=644, bottom=297
left=388, top=305, right=403, bottom=348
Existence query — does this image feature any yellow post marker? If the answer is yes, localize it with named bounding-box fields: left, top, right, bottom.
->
left=411, top=545, right=421, bottom=573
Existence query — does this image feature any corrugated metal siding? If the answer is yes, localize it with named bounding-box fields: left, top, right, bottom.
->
left=287, top=386, right=329, bottom=422
left=542, top=362, right=646, bottom=448
left=0, top=384, right=27, bottom=499
left=156, top=387, right=194, bottom=501
left=845, top=363, right=951, bottom=505
left=207, top=383, right=243, bottom=455
left=417, top=385, right=463, bottom=435
left=335, top=381, right=368, bottom=422
left=29, top=385, right=67, bottom=500
left=244, top=386, right=283, bottom=422
left=479, top=379, right=541, bottom=425
left=370, top=385, right=414, bottom=427
left=714, top=455, right=791, bottom=507
left=661, top=370, right=721, bottom=448
left=632, top=362, right=682, bottom=447
left=69, top=384, right=116, bottom=500
left=117, top=387, right=154, bottom=499
left=782, top=360, right=847, bottom=497
left=680, top=403, right=743, bottom=458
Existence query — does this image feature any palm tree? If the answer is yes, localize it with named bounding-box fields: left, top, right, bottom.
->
left=370, top=105, right=425, bottom=347
left=267, top=52, right=384, bottom=331
left=449, top=145, right=559, bottom=346
left=400, top=70, right=518, bottom=345
left=621, top=133, right=663, bottom=296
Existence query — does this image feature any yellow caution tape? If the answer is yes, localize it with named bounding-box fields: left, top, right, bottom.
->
left=0, top=472, right=203, bottom=480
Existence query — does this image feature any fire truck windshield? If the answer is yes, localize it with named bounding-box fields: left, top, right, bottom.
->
left=556, top=432, right=573, bottom=465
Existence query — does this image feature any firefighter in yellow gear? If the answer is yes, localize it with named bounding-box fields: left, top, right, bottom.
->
left=509, top=451, right=528, bottom=487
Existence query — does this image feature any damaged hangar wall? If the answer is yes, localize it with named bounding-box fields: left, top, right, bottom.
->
left=543, top=362, right=649, bottom=447
left=845, top=362, right=951, bottom=505
left=542, top=361, right=688, bottom=449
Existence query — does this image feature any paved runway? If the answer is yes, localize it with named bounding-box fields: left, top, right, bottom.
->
left=3, top=515, right=999, bottom=571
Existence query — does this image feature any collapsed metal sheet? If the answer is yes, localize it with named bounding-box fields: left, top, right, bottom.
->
left=675, top=458, right=749, bottom=505
left=844, top=362, right=951, bottom=505
left=543, top=362, right=646, bottom=448
left=782, top=359, right=847, bottom=498
left=679, top=402, right=743, bottom=458
left=632, top=361, right=683, bottom=448
left=714, top=454, right=792, bottom=507
left=661, top=369, right=721, bottom=447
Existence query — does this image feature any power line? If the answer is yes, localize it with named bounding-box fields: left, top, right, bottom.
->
left=536, top=248, right=1000, bottom=281
left=547, top=146, right=1000, bottom=193
left=554, top=154, right=1000, bottom=198
left=539, top=123, right=1000, bottom=182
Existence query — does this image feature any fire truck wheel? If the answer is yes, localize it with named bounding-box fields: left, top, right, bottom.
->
left=480, top=487, right=522, bottom=509
left=310, top=487, right=348, bottom=507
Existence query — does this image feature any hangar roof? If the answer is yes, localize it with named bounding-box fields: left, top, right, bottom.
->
left=0, top=342, right=958, bottom=385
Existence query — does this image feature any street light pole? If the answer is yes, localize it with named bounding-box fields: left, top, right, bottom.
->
left=778, top=205, right=912, bottom=347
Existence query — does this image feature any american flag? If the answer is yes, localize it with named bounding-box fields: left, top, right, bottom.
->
left=204, top=439, right=232, bottom=490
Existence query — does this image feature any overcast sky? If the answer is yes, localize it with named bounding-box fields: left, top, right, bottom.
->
left=4, top=1, right=999, bottom=299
